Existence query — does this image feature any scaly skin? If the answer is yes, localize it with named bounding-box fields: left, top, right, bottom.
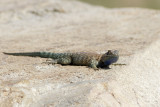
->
left=3, top=50, right=119, bottom=69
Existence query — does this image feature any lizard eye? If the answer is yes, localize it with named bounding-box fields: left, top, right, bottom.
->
left=106, top=50, right=112, bottom=55
left=105, top=50, right=119, bottom=56
left=105, top=50, right=112, bottom=55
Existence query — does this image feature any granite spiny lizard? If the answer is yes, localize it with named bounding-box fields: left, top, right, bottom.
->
left=3, top=50, right=119, bottom=70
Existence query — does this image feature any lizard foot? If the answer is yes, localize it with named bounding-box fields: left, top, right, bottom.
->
left=93, top=67, right=100, bottom=71
left=88, top=66, right=100, bottom=71
left=42, top=59, right=57, bottom=65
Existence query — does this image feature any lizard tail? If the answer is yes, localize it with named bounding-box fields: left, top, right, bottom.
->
left=3, top=52, right=54, bottom=58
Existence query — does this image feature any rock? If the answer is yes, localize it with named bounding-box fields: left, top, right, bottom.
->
left=0, top=0, right=160, bottom=106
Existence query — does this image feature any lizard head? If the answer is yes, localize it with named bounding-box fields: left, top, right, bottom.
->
left=99, top=50, right=119, bottom=68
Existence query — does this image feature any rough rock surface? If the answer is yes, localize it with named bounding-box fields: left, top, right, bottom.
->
left=0, top=0, right=160, bottom=107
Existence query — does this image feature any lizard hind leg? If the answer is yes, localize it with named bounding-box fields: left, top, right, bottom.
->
left=44, top=57, right=71, bottom=65
left=57, top=57, right=72, bottom=65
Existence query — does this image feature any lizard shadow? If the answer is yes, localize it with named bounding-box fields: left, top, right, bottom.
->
left=57, top=64, right=111, bottom=70
left=100, top=67, right=111, bottom=70
left=43, top=61, right=111, bottom=70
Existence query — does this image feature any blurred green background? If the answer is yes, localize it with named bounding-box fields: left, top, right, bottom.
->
left=79, top=0, right=160, bottom=9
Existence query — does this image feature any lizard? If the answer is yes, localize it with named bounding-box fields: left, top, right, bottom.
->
left=3, top=50, right=119, bottom=70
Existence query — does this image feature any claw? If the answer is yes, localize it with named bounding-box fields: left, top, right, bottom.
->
left=42, top=59, right=57, bottom=65
left=92, top=66, right=99, bottom=70
left=94, top=68, right=99, bottom=71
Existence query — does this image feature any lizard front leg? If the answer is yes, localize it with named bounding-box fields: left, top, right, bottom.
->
left=89, top=59, right=99, bottom=70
